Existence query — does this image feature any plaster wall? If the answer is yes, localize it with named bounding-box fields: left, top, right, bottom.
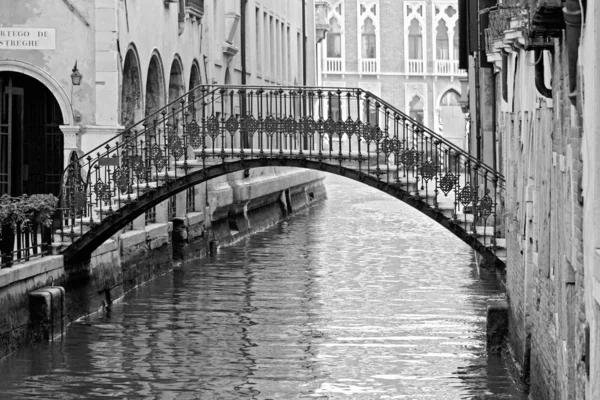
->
left=0, top=0, right=96, bottom=126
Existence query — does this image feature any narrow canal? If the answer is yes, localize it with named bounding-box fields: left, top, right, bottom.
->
left=0, top=174, right=525, bottom=399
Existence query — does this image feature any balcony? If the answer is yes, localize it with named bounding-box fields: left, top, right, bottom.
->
left=484, top=0, right=563, bottom=55
left=407, top=60, right=424, bottom=75
left=527, top=0, right=564, bottom=38
left=324, top=57, right=344, bottom=73
left=185, top=0, right=204, bottom=19
left=435, top=60, right=461, bottom=75
left=360, top=59, right=378, bottom=75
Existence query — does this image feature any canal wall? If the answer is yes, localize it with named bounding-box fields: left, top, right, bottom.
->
left=476, top=12, right=592, bottom=399
left=0, top=170, right=327, bottom=360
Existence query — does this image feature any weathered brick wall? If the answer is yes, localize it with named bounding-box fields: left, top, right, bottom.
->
left=500, top=33, right=588, bottom=400
left=503, top=110, right=527, bottom=375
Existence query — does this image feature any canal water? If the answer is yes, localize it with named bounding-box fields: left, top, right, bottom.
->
left=0, top=174, right=525, bottom=399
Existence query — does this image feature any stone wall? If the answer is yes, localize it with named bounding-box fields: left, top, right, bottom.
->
left=0, top=172, right=327, bottom=360
left=494, top=29, right=588, bottom=400
left=0, top=256, right=64, bottom=358
left=581, top=4, right=600, bottom=398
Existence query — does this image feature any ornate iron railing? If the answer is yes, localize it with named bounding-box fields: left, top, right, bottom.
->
left=1, top=218, right=53, bottom=268
left=58, top=85, right=506, bottom=261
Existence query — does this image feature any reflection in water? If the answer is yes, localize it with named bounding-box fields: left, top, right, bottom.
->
left=0, top=175, right=525, bottom=399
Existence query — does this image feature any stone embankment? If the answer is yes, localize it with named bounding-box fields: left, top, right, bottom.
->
left=0, top=169, right=326, bottom=359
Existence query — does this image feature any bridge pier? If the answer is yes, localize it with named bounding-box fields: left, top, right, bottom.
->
left=487, top=298, right=509, bottom=355
left=29, top=286, right=66, bottom=342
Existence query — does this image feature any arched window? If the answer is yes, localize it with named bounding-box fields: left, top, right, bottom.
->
left=361, top=17, right=376, bottom=59
left=409, top=95, right=424, bottom=124
left=408, top=19, right=423, bottom=60
left=440, top=90, right=460, bottom=106
left=327, top=17, right=342, bottom=58
left=438, top=89, right=465, bottom=150
left=436, top=19, right=449, bottom=60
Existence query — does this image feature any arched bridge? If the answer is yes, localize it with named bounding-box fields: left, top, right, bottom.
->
left=59, top=85, right=506, bottom=266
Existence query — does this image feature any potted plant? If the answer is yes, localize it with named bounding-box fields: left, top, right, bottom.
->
left=0, top=194, right=58, bottom=267
left=0, top=194, right=26, bottom=268
left=23, top=194, right=59, bottom=227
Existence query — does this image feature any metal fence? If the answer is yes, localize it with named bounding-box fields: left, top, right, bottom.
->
left=0, top=218, right=53, bottom=268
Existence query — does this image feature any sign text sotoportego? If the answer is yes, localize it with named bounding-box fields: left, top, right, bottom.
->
left=0, top=28, right=56, bottom=50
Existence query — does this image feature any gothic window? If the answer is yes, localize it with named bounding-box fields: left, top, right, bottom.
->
left=409, top=95, right=424, bottom=124
left=330, top=96, right=341, bottom=121
left=436, top=19, right=449, bottom=60
left=363, top=104, right=378, bottom=127
left=325, top=0, right=345, bottom=72
left=358, top=0, right=379, bottom=73
left=362, top=18, right=377, bottom=59
left=408, top=19, right=423, bottom=60
left=440, top=90, right=460, bottom=106
left=432, top=4, right=460, bottom=74
left=328, top=17, right=342, bottom=58
left=444, top=5, right=456, bottom=18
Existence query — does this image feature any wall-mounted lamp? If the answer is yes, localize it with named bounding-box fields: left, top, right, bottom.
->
left=71, top=61, right=83, bottom=86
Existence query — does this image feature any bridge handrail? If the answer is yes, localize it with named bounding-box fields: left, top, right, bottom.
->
left=58, top=84, right=506, bottom=233
left=62, top=84, right=503, bottom=186
left=355, top=89, right=505, bottom=184
left=58, top=85, right=221, bottom=206
left=56, top=84, right=508, bottom=269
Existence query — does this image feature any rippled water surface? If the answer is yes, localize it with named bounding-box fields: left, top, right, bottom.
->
left=0, top=175, right=526, bottom=399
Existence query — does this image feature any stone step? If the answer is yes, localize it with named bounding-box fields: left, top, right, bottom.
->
left=55, top=224, right=89, bottom=237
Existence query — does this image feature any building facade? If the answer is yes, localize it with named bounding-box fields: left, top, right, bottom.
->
left=461, top=0, right=598, bottom=399
left=0, top=0, right=321, bottom=228
left=317, top=0, right=467, bottom=151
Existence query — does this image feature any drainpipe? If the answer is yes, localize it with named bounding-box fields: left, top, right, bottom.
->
left=241, top=0, right=247, bottom=85
left=475, top=53, right=482, bottom=162
left=302, top=0, right=307, bottom=86
left=240, top=0, right=249, bottom=149
left=501, top=50, right=508, bottom=103
left=178, top=0, right=185, bottom=35
left=563, top=0, right=582, bottom=105
left=534, top=49, right=552, bottom=99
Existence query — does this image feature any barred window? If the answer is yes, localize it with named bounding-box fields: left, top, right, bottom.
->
left=145, top=206, right=156, bottom=225
left=186, top=187, right=195, bottom=213
left=168, top=196, right=177, bottom=220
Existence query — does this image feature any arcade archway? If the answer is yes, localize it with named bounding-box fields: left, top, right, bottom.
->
left=0, top=72, right=64, bottom=196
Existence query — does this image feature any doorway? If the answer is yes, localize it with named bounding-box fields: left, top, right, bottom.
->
left=0, top=72, right=64, bottom=197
